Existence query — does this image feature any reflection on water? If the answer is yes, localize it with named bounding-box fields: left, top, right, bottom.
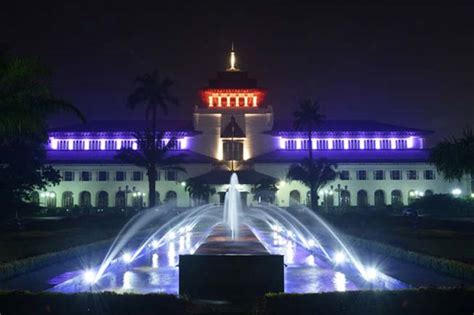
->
left=152, top=254, right=159, bottom=268
left=333, top=272, right=347, bottom=292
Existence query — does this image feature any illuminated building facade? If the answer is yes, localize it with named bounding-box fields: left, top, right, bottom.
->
left=37, top=49, right=472, bottom=210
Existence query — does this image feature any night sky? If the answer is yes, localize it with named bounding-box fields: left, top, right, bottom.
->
left=2, top=1, right=473, bottom=145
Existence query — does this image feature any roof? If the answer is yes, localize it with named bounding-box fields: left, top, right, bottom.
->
left=49, top=120, right=196, bottom=134
left=221, top=116, right=245, bottom=138
left=270, top=120, right=432, bottom=136
left=189, top=169, right=277, bottom=185
left=45, top=150, right=217, bottom=164
left=249, top=149, right=432, bottom=164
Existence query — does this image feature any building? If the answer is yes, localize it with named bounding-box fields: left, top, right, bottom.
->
left=36, top=49, right=472, bottom=210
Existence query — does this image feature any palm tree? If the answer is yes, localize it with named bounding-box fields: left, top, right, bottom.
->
left=293, top=99, right=325, bottom=210
left=252, top=178, right=278, bottom=203
left=115, top=130, right=186, bottom=207
left=287, top=158, right=337, bottom=210
left=431, top=127, right=474, bottom=181
left=185, top=178, right=216, bottom=206
left=0, top=51, right=85, bottom=134
left=127, top=70, right=179, bottom=134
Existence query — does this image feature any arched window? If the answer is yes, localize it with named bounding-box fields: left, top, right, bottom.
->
left=392, top=190, right=404, bottom=207
left=357, top=190, right=368, bottom=207
left=79, top=191, right=91, bottom=207
left=289, top=190, right=301, bottom=206
left=115, top=191, right=126, bottom=208
left=374, top=190, right=385, bottom=208
left=407, top=190, right=416, bottom=205
left=97, top=191, right=108, bottom=208
left=425, top=189, right=434, bottom=197
left=62, top=191, right=74, bottom=208
left=155, top=191, right=161, bottom=206
left=30, top=191, right=39, bottom=205
left=323, top=191, right=334, bottom=208
left=165, top=191, right=177, bottom=207
left=132, top=194, right=143, bottom=209
left=341, top=190, right=351, bottom=207
left=47, top=193, right=57, bottom=208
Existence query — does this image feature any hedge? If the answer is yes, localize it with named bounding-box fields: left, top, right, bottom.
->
left=0, top=291, right=189, bottom=315
left=345, top=234, right=474, bottom=282
left=0, top=239, right=112, bottom=281
left=255, top=288, right=474, bottom=315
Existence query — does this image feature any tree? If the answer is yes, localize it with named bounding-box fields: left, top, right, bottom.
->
left=431, top=127, right=474, bottom=181
left=185, top=178, right=216, bottom=206
left=293, top=99, right=325, bottom=210
left=127, top=70, right=179, bottom=134
left=252, top=178, right=278, bottom=203
left=115, top=131, right=186, bottom=208
left=287, top=158, right=337, bottom=210
left=0, top=50, right=84, bottom=218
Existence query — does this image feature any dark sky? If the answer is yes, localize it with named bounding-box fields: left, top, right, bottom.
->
left=2, top=1, right=473, bottom=144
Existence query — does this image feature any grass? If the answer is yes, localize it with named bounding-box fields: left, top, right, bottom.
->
left=323, top=212, right=474, bottom=264
left=0, top=216, right=128, bottom=263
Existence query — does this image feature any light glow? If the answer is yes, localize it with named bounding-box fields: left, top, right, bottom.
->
left=452, top=188, right=462, bottom=196
left=333, top=251, right=346, bottom=265
left=364, top=267, right=378, bottom=281
left=83, top=270, right=96, bottom=284
left=122, top=252, right=133, bottom=264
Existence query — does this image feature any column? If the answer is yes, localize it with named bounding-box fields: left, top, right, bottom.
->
left=226, top=96, right=230, bottom=107
left=235, top=96, right=239, bottom=107
left=252, top=96, right=257, bottom=107
left=244, top=97, right=248, bottom=107
left=218, top=96, right=222, bottom=107
left=208, top=96, right=213, bottom=107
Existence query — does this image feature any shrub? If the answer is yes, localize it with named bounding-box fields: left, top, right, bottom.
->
left=0, top=291, right=188, bottom=315
left=256, top=288, right=474, bottom=315
left=411, top=194, right=474, bottom=217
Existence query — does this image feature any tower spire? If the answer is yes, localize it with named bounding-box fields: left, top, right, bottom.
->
left=228, top=42, right=238, bottom=71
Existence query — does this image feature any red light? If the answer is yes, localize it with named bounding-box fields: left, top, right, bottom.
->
left=200, top=89, right=266, bottom=108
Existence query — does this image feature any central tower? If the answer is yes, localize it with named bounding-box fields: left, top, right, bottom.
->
left=191, top=47, right=274, bottom=167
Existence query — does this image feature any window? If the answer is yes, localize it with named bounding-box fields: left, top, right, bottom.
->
left=115, top=171, right=126, bottom=181
left=132, top=171, right=143, bottom=181
left=62, top=191, right=74, bottom=208
left=285, top=140, right=296, bottom=150
left=407, top=170, right=418, bottom=180
left=156, top=171, right=161, bottom=181
left=223, top=141, right=244, bottom=160
left=396, top=139, right=408, bottom=149
left=339, top=171, right=350, bottom=180
left=64, top=171, right=75, bottom=181
left=390, top=170, right=402, bottom=180
left=424, top=170, right=435, bottom=180
left=348, top=140, right=360, bottom=150
left=364, top=139, right=376, bottom=150
left=391, top=190, right=403, bottom=207
left=97, top=171, right=108, bottom=181
left=357, top=190, right=368, bottom=207
left=356, top=170, right=367, bottom=180
left=380, top=139, right=391, bottom=149
left=316, top=140, right=328, bottom=149
left=374, top=170, right=385, bottom=180
left=166, top=170, right=177, bottom=181
left=80, top=171, right=91, bottom=181
left=333, top=140, right=344, bottom=150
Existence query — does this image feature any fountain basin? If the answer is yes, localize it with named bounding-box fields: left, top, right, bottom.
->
left=179, top=224, right=284, bottom=300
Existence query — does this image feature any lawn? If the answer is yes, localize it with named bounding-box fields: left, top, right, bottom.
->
left=0, top=216, right=128, bottom=263
left=323, top=212, right=474, bottom=264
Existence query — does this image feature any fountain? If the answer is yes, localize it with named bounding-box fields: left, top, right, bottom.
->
left=41, top=173, right=406, bottom=298
left=223, top=173, right=241, bottom=239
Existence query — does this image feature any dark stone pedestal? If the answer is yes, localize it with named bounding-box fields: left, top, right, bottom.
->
left=179, top=254, right=284, bottom=300
left=179, top=224, right=284, bottom=300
